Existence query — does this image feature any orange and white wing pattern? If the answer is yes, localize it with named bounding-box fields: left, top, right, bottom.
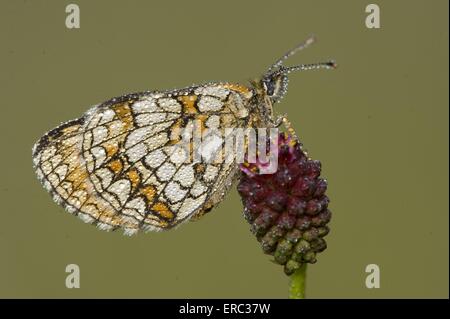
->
left=32, top=84, right=254, bottom=235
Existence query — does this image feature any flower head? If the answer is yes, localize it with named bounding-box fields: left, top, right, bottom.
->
left=238, top=132, right=332, bottom=275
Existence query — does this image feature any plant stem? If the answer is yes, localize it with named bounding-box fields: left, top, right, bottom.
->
left=289, top=264, right=307, bottom=299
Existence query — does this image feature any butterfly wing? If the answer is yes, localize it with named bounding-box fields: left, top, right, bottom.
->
left=32, top=84, right=253, bottom=235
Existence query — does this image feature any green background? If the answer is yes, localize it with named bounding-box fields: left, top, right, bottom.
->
left=0, top=0, right=448, bottom=298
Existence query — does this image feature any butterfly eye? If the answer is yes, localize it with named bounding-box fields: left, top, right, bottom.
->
left=263, top=80, right=275, bottom=96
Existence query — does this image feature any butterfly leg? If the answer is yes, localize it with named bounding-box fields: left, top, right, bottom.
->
left=271, top=114, right=299, bottom=140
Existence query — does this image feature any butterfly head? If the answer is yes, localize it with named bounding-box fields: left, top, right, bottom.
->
left=260, top=36, right=336, bottom=104
left=261, top=72, right=289, bottom=104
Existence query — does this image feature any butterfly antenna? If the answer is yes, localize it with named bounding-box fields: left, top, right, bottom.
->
left=277, top=60, right=337, bottom=75
left=267, top=35, right=317, bottom=73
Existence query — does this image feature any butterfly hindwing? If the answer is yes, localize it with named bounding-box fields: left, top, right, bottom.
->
left=33, top=84, right=254, bottom=234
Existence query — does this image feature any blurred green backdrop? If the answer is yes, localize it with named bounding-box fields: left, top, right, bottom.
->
left=0, top=0, right=448, bottom=298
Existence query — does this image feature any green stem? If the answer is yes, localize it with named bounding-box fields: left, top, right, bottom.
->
left=289, top=264, right=307, bottom=299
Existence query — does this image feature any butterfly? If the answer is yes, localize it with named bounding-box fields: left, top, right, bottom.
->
left=32, top=36, right=336, bottom=235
